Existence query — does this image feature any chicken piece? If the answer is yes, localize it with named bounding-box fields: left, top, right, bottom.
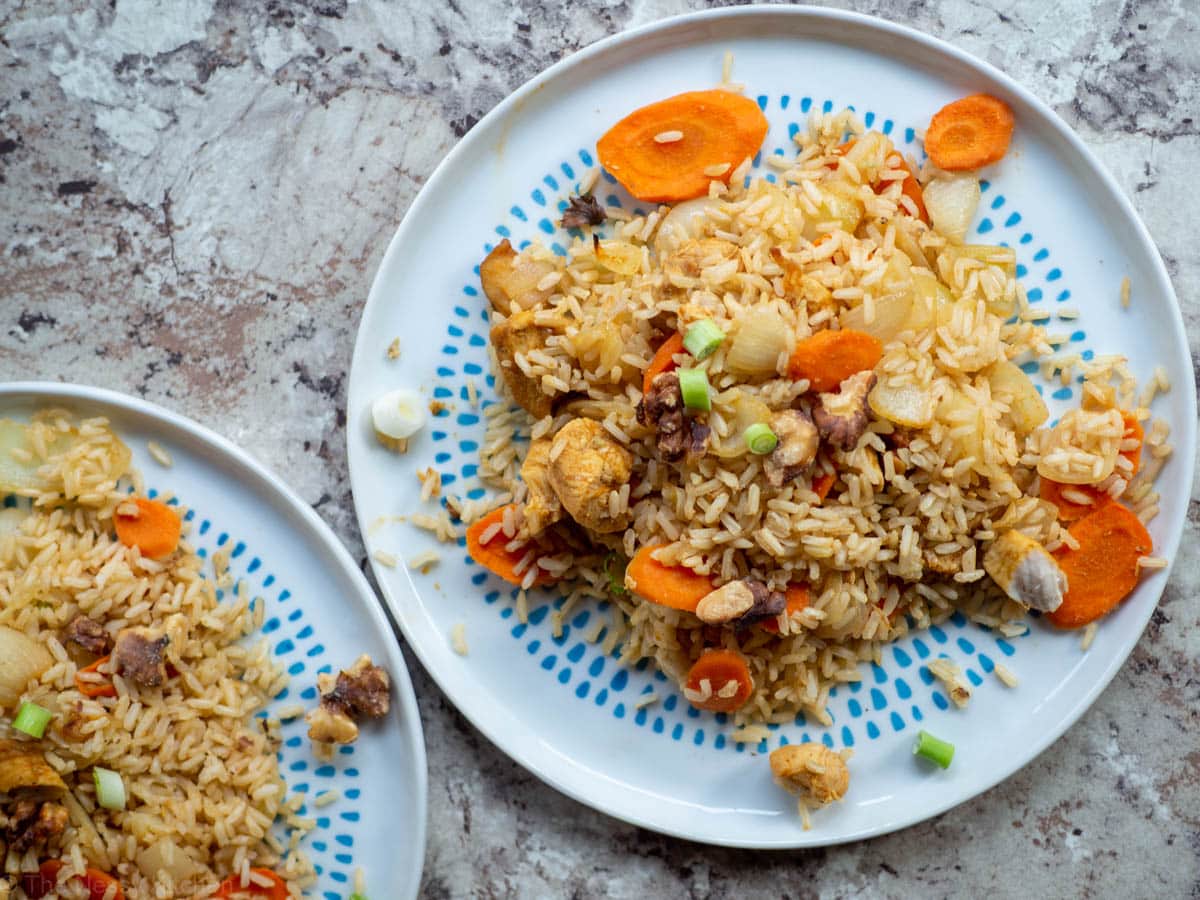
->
left=519, top=438, right=563, bottom=537
left=479, top=239, right=557, bottom=316
left=636, top=372, right=710, bottom=462
left=922, top=549, right=963, bottom=577
left=490, top=309, right=556, bottom=418
left=62, top=615, right=111, bottom=657
left=5, top=800, right=68, bottom=854
left=763, top=409, right=819, bottom=487
left=983, top=530, right=1066, bottom=613
left=0, top=741, right=67, bottom=800
left=695, top=579, right=785, bottom=627
left=547, top=418, right=634, bottom=534
left=306, top=655, right=391, bottom=746
left=813, top=370, right=876, bottom=451
left=112, top=626, right=170, bottom=687
left=769, top=743, right=850, bottom=807
left=663, top=238, right=739, bottom=283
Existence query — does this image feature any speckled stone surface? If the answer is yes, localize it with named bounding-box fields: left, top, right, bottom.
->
left=2, top=0, right=1198, bottom=896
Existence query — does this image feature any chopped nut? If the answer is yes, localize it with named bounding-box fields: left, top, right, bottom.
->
left=695, top=581, right=756, bottom=625
left=813, top=370, right=876, bottom=451
left=769, top=743, right=850, bottom=806
left=764, top=409, right=819, bottom=487
left=112, top=626, right=170, bottom=687
left=636, top=372, right=708, bottom=463
left=560, top=193, right=607, bottom=229
left=738, top=580, right=787, bottom=627
left=983, top=530, right=1066, bottom=613
left=922, top=549, right=962, bottom=577
left=306, top=656, right=391, bottom=746
left=63, top=614, right=112, bottom=656
left=305, top=705, right=358, bottom=745
left=5, top=800, right=68, bottom=854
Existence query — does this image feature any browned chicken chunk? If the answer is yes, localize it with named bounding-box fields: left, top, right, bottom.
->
left=489, top=309, right=557, bottom=418
left=519, top=438, right=563, bottom=537
left=112, top=626, right=170, bottom=687
left=547, top=418, right=634, bottom=534
left=306, top=655, right=391, bottom=745
left=479, top=239, right=557, bottom=316
left=63, top=615, right=111, bottom=657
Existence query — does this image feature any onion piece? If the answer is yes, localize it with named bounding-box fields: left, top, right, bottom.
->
left=869, top=379, right=936, bottom=429
left=654, top=197, right=723, bottom=254
left=136, top=838, right=204, bottom=885
left=923, top=175, right=980, bottom=243
left=987, top=360, right=1048, bottom=435
left=840, top=293, right=914, bottom=343
left=726, top=309, right=791, bottom=376
left=711, top=390, right=773, bottom=458
left=0, top=626, right=52, bottom=710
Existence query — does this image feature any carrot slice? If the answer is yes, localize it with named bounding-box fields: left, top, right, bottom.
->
left=1041, top=411, right=1144, bottom=522
left=925, top=94, right=1015, bottom=171
left=787, top=329, right=883, bottom=392
left=466, top=505, right=553, bottom=588
left=811, top=471, right=836, bottom=503
left=597, top=90, right=769, bottom=203
left=214, top=869, right=288, bottom=900
left=760, top=584, right=810, bottom=635
left=685, top=649, right=754, bottom=712
left=75, top=654, right=117, bottom=699
left=831, top=140, right=928, bottom=224
left=625, top=544, right=713, bottom=612
left=113, top=497, right=181, bottom=559
left=1047, top=503, right=1154, bottom=629
left=22, top=862, right=124, bottom=900
left=642, top=332, right=686, bottom=396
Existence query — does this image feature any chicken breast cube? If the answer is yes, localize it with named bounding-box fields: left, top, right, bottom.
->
left=547, top=418, right=633, bottom=534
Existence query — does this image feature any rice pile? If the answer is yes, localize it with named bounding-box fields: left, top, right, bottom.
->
left=448, top=109, right=1173, bottom=731
left=0, top=412, right=313, bottom=897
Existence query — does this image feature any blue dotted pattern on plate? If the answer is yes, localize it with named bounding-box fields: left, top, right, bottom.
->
left=432, top=95, right=1087, bottom=753
left=143, top=489, right=363, bottom=899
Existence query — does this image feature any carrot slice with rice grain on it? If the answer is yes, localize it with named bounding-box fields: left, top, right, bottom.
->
left=685, top=649, right=754, bottom=712
left=787, top=329, right=883, bottom=392
left=114, top=497, right=181, bottom=559
left=625, top=544, right=714, bottom=612
left=1047, top=502, right=1154, bottom=629
left=598, top=90, right=769, bottom=203
left=466, top=505, right=554, bottom=588
left=1041, top=411, right=1144, bottom=522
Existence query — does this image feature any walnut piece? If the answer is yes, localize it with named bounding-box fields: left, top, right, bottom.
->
left=695, top=579, right=786, bottom=627
left=636, top=372, right=709, bottom=463
left=4, top=800, right=68, bottom=854
left=560, top=193, right=606, bottom=229
left=813, top=370, right=876, bottom=451
left=306, top=655, right=392, bottom=746
left=63, top=615, right=111, bottom=656
left=764, top=409, right=819, bottom=487
left=112, top=626, right=170, bottom=687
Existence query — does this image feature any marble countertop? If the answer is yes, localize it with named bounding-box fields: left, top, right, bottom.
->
left=2, top=0, right=1197, bottom=896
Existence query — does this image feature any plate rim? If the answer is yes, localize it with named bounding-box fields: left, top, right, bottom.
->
left=0, top=380, right=429, bottom=896
left=346, top=4, right=1196, bottom=848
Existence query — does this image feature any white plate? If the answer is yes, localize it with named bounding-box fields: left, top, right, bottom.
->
left=346, top=7, right=1195, bottom=847
left=0, top=383, right=427, bottom=897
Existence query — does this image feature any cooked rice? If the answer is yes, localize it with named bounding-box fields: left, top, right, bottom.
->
left=463, top=109, right=1173, bottom=731
left=993, top=663, right=1018, bottom=688
left=450, top=623, right=469, bottom=656
left=1120, top=276, right=1131, bottom=308
left=146, top=441, right=172, bottom=468
left=372, top=549, right=398, bottom=568
left=1080, top=622, right=1098, bottom=651
left=0, top=412, right=312, bottom=897
left=386, top=337, right=401, bottom=360
left=408, top=550, right=440, bottom=573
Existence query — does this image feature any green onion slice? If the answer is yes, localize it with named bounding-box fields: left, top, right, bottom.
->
left=348, top=894, right=368, bottom=900
left=94, top=766, right=126, bottom=810
left=12, top=701, right=52, bottom=739
left=682, top=319, right=725, bottom=361
left=744, top=423, right=779, bottom=455
left=677, top=368, right=711, bottom=412
left=913, top=729, right=954, bottom=769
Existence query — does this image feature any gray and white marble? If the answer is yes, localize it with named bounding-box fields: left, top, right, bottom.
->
left=2, top=0, right=1197, bottom=896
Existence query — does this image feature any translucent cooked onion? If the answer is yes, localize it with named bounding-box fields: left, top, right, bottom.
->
left=596, top=240, right=643, bottom=276
left=711, top=390, right=773, bottom=458
left=906, top=270, right=954, bottom=332
left=136, top=837, right=204, bottom=885
left=869, top=379, right=936, bottom=429
left=0, top=625, right=53, bottom=710
left=923, top=175, right=980, bottom=243
left=726, top=309, right=791, bottom=376
left=987, top=360, right=1048, bottom=435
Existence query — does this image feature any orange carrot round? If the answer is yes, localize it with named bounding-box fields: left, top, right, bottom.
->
left=642, top=332, right=686, bottom=396
left=1047, top=503, right=1154, bottom=629
left=925, top=94, right=1015, bottom=171
left=624, top=544, right=713, bottom=612
left=787, top=329, right=883, bottom=392
left=811, top=471, right=837, bottom=503
left=760, top=584, right=810, bottom=634
left=214, top=869, right=288, bottom=900
left=597, top=90, right=769, bottom=203
left=685, top=649, right=754, bottom=712
left=1041, top=411, right=1143, bottom=522
left=114, top=498, right=181, bottom=559
left=466, top=505, right=553, bottom=588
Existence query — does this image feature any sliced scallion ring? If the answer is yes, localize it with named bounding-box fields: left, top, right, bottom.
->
left=682, top=319, right=725, bottom=361
left=12, top=701, right=52, bottom=739
left=744, top=423, right=779, bottom=455
left=677, top=368, right=711, bottom=412
left=94, top=766, right=127, bottom=810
